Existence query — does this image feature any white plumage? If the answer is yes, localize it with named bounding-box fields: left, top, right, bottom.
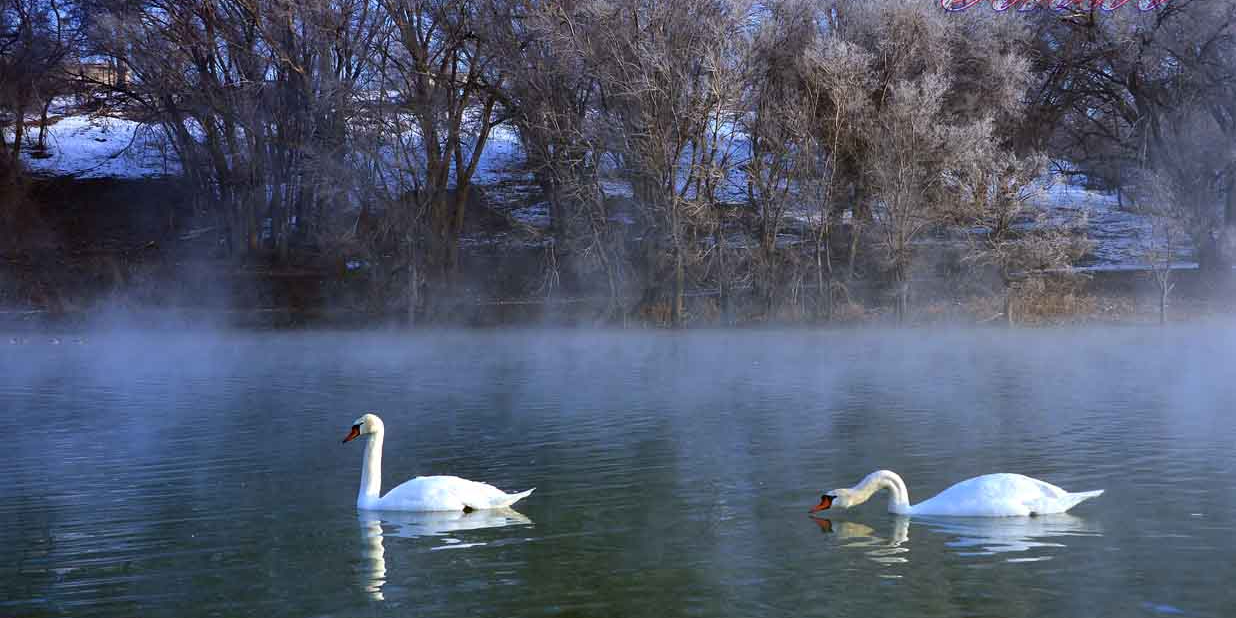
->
left=814, top=469, right=1103, bottom=517
left=362, top=475, right=535, bottom=512
left=343, top=413, right=534, bottom=512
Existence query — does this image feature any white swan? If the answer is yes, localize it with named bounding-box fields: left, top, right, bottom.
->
left=343, top=413, right=535, bottom=511
left=810, top=470, right=1103, bottom=517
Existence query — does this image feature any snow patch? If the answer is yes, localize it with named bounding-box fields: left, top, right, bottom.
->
left=1036, top=174, right=1192, bottom=268
left=15, top=114, right=178, bottom=178
left=470, top=124, right=528, bottom=187
left=509, top=202, right=551, bottom=228
left=599, top=178, right=634, bottom=198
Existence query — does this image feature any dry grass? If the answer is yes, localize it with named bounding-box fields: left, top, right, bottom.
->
left=1008, top=275, right=1096, bottom=325
left=638, top=301, right=674, bottom=327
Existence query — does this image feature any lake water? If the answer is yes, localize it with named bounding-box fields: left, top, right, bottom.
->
left=2, top=328, right=1235, bottom=617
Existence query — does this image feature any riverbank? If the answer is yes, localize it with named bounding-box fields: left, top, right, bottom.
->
left=1, top=265, right=1232, bottom=332
left=3, top=174, right=1233, bottom=331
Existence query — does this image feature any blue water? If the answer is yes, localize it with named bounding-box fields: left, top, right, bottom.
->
left=2, top=328, right=1234, bottom=617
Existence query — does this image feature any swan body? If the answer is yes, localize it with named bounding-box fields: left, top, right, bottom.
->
left=813, top=470, right=1102, bottom=517
left=343, top=413, right=534, bottom=512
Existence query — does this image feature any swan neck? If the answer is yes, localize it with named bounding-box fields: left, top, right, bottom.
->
left=359, top=428, right=383, bottom=506
left=852, top=470, right=912, bottom=514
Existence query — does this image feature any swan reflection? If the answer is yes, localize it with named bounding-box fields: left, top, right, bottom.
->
left=814, top=513, right=1100, bottom=565
left=918, top=513, right=1102, bottom=558
left=812, top=517, right=910, bottom=564
left=357, top=508, right=533, bottom=600
left=358, top=518, right=387, bottom=600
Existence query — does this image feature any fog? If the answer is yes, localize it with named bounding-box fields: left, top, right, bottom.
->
left=4, top=0, right=1236, bottom=613
left=3, top=326, right=1236, bottom=616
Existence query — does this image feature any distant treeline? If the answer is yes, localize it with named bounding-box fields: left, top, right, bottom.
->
left=1, top=0, right=1234, bottom=325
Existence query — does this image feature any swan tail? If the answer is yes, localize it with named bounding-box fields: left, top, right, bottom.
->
left=1060, top=489, right=1104, bottom=512
left=495, top=487, right=535, bottom=508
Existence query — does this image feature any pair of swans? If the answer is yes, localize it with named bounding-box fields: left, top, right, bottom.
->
left=344, top=413, right=1103, bottom=517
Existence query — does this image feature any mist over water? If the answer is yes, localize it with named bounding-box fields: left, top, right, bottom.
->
left=2, top=328, right=1235, bottom=617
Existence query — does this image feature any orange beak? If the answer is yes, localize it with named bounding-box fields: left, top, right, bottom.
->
left=342, top=425, right=361, bottom=444
left=809, top=495, right=834, bottom=513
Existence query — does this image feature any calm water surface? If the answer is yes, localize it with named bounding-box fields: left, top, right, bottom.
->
left=2, top=328, right=1235, bottom=617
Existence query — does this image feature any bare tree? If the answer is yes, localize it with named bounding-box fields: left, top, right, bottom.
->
left=378, top=0, right=506, bottom=316
left=1129, top=168, right=1194, bottom=325
left=42, top=0, right=1105, bottom=325
left=742, top=0, right=823, bottom=318
left=572, top=0, right=750, bottom=326
left=818, top=0, right=1039, bottom=321
left=0, top=0, right=78, bottom=177
left=1146, top=205, right=1182, bottom=326
left=1031, top=0, right=1236, bottom=270
left=958, top=152, right=1090, bottom=325
left=793, top=37, right=870, bottom=321
left=91, top=0, right=386, bottom=263
left=485, top=0, right=629, bottom=319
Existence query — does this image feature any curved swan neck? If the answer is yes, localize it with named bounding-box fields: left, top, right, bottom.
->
left=850, top=470, right=912, bottom=514
left=358, top=427, right=384, bottom=507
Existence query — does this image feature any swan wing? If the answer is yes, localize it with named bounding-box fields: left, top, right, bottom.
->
left=377, top=476, right=534, bottom=512
left=912, top=474, right=1101, bottom=517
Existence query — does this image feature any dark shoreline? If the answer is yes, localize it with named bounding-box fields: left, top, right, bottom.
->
left=4, top=174, right=1234, bottom=331
left=1, top=269, right=1232, bottom=332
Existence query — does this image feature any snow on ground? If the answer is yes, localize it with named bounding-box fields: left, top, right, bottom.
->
left=10, top=105, right=1184, bottom=270
left=460, top=123, right=547, bottom=236
left=463, top=134, right=1179, bottom=269
left=599, top=178, right=635, bottom=199
left=1035, top=174, right=1193, bottom=269
left=508, top=201, right=550, bottom=228
left=470, top=124, right=529, bottom=187
left=15, top=113, right=178, bottom=179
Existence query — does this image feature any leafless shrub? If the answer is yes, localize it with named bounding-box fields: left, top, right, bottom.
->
left=1127, top=167, right=1190, bottom=324
left=954, top=146, right=1091, bottom=325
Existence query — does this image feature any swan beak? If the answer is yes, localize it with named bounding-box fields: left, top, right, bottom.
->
left=809, top=495, right=834, bottom=513
left=342, top=425, right=361, bottom=444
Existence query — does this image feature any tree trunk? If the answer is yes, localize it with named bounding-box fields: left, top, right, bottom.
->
left=586, top=193, right=622, bottom=323
left=406, top=236, right=420, bottom=327
left=9, top=103, right=25, bottom=171
left=815, top=229, right=832, bottom=322
left=717, top=218, right=730, bottom=326
left=451, top=184, right=471, bottom=277
left=37, top=99, right=52, bottom=150
left=672, top=242, right=685, bottom=327
left=1006, top=282, right=1014, bottom=327
left=847, top=221, right=861, bottom=281
left=1159, top=284, right=1167, bottom=325
left=422, top=190, right=458, bottom=318
left=1198, top=234, right=1231, bottom=273
left=246, top=197, right=260, bottom=255
left=898, top=284, right=908, bottom=323
left=1157, top=270, right=1172, bottom=326
left=762, top=234, right=776, bottom=319
left=272, top=182, right=289, bottom=262
left=894, top=264, right=910, bottom=323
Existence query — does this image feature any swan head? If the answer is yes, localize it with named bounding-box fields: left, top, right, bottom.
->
left=342, top=413, right=384, bottom=444
left=809, top=490, right=851, bottom=513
